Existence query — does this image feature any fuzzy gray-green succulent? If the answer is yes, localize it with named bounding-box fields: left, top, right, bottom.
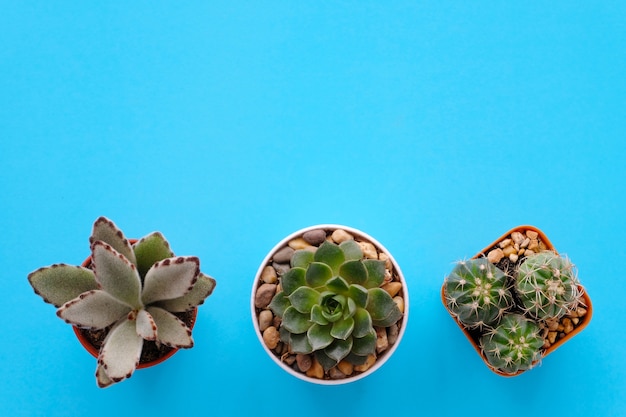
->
left=28, top=217, right=216, bottom=388
left=268, top=240, right=402, bottom=371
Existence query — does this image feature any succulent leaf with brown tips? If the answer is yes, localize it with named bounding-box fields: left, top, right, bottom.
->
left=27, top=216, right=216, bottom=388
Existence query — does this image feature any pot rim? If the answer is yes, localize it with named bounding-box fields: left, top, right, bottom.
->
left=441, top=224, right=593, bottom=377
left=251, top=224, right=410, bottom=385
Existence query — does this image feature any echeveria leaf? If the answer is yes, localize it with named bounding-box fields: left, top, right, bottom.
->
left=339, top=240, right=363, bottom=261
left=314, top=241, right=345, bottom=275
left=344, top=297, right=357, bottom=319
left=363, top=259, right=386, bottom=288
left=135, top=309, right=157, bottom=341
left=351, top=329, right=377, bottom=356
left=288, top=287, right=321, bottom=314
left=28, top=264, right=98, bottom=308
left=282, top=306, right=311, bottom=334
left=345, top=352, right=369, bottom=366
left=289, top=332, right=314, bottom=354
left=291, top=250, right=314, bottom=269
left=268, top=291, right=290, bottom=317
left=330, top=316, right=354, bottom=340
left=99, top=318, right=143, bottom=384
left=348, top=284, right=368, bottom=308
left=90, top=217, right=136, bottom=266
left=141, top=256, right=199, bottom=305
left=310, top=304, right=329, bottom=325
left=315, top=350, right=339, bottom=371
left=57, top=290, right=131, bottom=329
left=281, top=267, right=306, bottom=296
left=307, top=323, right=334, bottom=351
left=367, top=288, right=402, bottom=327
left=155, top=273, right=216, bottom=312
left=132, top=232, right=174, bottom=278
left=352, top=307, right=373, bottom=338
left=325, top=337, right=353, bottom=362
left=339, top=260, right=367, bottom=285
left=326, top=276, right=350, bottom=294
left=91, top=242, right=142, bottom=309
left=146, top=306, right=193, bottom=348
left=305, top=262, right=333, bottom=288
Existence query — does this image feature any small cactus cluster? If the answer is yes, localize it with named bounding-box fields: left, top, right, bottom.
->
left=269, top=239, right=403, bottom=372
left=28, top=217, right=216, bottom=388
left=444, top=233, right=584, bottom=375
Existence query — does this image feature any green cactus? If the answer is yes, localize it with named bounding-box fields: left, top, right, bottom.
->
left=268, top=240, right=402, bottom=371
left=516, top=251, right=582, bottom=320
left=444, top=258, right=514, bottom=329
left=28, top=217, right=216, bottom=388
left=480, top=314, right=544, bottom=374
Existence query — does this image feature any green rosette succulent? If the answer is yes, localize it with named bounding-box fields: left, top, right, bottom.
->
left=28, top=217, right=216, bottom=388
left=516, top=251, right=582, bottom=320
left=480, top=314, right=544, bottom=374
left=268, top=240, right=402, bottom=371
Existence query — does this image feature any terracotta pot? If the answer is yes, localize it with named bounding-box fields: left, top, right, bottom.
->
left=251, top=225, right=409, bottom=385
left=441, top=225, right=593, bottom=377
left=73, top=239, right=197, bottom=369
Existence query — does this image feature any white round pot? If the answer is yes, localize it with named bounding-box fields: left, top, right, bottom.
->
left=251, top=224, right=409, bottom=385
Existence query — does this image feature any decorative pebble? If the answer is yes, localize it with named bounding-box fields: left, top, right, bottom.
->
left=331, top=229, right=353, bottom=243
left=393, top=296, right=405, bottom=313
left=296, top=354, right=312, bottom=372
left=487, top=248, right=504, bottom=263
left=272, top=262, right=291, bottom=276
left=526, top=230, right=539, bottom=239
left=375, top=327, right=389, bottom=353
left=499, top=238, right=512, bottom=248
left=358, top=242, right=378, bottom=259
left=387, top=323, right=399, bottom=345
left=337, top=360, right=354, bottom=376
left=273, top=246, right=295, bottom=264
left=379, top=252, right=393, bottom=270
left=302, top=229, right=327, bottom=245
left=306, top=357, right=324, bottom=379
left=528, top=240, right=539, bottom=251
left=562, top=318, right=574, bottom=334
left=521, top=238, right=530, bottom=248
left=328, top=367, right=346, bottom=379
left=509, top=253, right=519, bottom=263
left=502, top=245, right=516, bottom=257
left=548, top=331, right=557, bottom=344
left=255, top=283, right=277, bottom=308
left=263, top=326, right=280, bottom=349
left=258, top=310, right=273, bottom=331
left=381, top=282, right=402, bottom=297
left=511, top=232, right=524, bottom=245
left=261, top=266, right=277, bottom=284
left=288, top=237, right=313, bottom=250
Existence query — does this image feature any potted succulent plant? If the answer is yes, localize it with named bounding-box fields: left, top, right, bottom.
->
left=27, top=217, right=216, bottom=388
left=441, top=225, right=592, bottom=376
left=252, top=225, right=408, bottom=384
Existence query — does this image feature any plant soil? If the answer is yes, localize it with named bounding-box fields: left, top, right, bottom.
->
left=77, top=310, right=196, bottom=364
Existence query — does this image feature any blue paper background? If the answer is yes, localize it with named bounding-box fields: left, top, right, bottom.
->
left=2, top=2, right=625, bottom=416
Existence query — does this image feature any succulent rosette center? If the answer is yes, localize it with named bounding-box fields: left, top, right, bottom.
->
left=269, top=240, right=402, bottom=371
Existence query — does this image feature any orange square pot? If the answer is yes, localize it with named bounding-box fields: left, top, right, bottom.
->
left=441, top=225, right=593, bottom=377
